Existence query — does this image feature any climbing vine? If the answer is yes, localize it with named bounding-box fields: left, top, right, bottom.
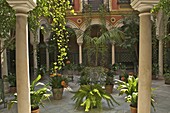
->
left=0, top=0, right=73, bottom=70
left=28, top=0, right=73, bottom=70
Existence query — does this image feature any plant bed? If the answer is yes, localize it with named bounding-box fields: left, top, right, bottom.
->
left=71, top=84, right=119, bottom=112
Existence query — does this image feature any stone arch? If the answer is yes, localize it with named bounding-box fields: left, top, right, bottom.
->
left=82, top=24, right=111, bottom=66
left=80, top=18, right=112, bottom=31
left=114, top=18, right=124, bottom=28
left=37, top=18, right=50, bottom=44
left=66, top=20, right=80, bottom=29
left=66, top=27, right=79, bottom=64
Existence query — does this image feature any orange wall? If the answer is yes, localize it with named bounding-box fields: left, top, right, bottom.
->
left=73, top=0, right=80, bottom=11
left=111, top=0, right=118, bottom=10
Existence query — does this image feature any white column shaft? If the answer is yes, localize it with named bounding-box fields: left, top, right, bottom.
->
left=46, top=47, right=49, bottom=71
left=33, top=44, right=38, bottom=76
left=1, top=40, right=8, bottom=77
left=138, top=13, right=152, bottom=113
left=16, top=14, right=31, bottom=113
left=79, top=44, right=82, bottom=64
left=112, top=43, right=115, bottom=65
left=159, top=39, right=163, bottom=77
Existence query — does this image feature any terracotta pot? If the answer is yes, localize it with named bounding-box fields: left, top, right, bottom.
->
left=121, top=76, right=125, bottom=81
left=31, top=108, right=40, bottom=113
left=52, top=88, right=63, bottom=100
left=105, top=84, right=113, bottom=94
left=10, top=86, right=17, bottom=93
left=130, top=106, right=137, bottom=113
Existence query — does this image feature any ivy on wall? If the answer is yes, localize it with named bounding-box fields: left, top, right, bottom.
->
left=0, top=0, right=73, bottom=70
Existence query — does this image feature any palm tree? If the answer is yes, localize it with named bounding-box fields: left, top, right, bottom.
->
left=83, top=27, right=125, bottom=66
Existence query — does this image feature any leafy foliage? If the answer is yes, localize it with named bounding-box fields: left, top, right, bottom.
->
left=30, top=75, right=51, bottom=110
left=116, top=76, right=138, bottom=107
left=49, top=73, right=68, bottom=88
left=0, top=0, right=15, bottom=39
left=71, top=84, right=119, bottom=112
left=116, top=76, right=155, bottom=110
left=78, top=67, right=107, bottom=85
left=28, top=0, right=73, bottom=70
left=164, top=68, right=170, bottom=78
left=1, top=0, right=73, bottom=69
left=8, top=75, right=51, bottom=110
left=152, top=0, right=170, bottom=16
left=118, top=14, right=139, bottom=60
left=83, top=28, right=125, bottom=66
left=7, top=72, right=16, bottom=87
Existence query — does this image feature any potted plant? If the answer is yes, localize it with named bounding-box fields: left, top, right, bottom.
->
left=105, top=68, right=115, bottom=94
left=8, top=75, right=51, bottom=113
left=104, top=64, right=120, bottom=93
left=7, top=72, right=16, bottom=93
left=77, top=67, right=91, bottom=86
left=36, top=65, right=47, bottom=79
left=118, top=63, right=129, bottom=82
left=63, top=60, right=75, bottom=81
left=164, top=69, right=170, bottom=84
left=116, top=76, right=155, bottom=113
left=49, top=72, right=68, bottom=100
left=71, top=84, right=119, bottom=112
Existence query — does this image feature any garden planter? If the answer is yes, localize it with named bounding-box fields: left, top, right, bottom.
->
left=10, top=86, right=17, bottom=93
left=31, top=108, right=40, bottom=113
left=121, top=76, right=125, bottom=81
left=165, top=77, right=170, bottom=84
left=52, top=88, right=63, bottom=100
left=130, top=106, right=137, bottom=113
left=105, top=84, right=113, bottom=94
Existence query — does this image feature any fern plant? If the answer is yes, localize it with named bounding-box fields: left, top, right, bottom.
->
left=116, top=76, right=155, bottom=111
left=71, top=84, right=119, bottom=112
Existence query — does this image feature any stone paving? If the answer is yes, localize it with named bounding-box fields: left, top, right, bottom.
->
left=0, top=76, right=170, bottom=113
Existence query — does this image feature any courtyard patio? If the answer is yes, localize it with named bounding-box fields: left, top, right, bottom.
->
left=1, top=75, right=170, bottom=113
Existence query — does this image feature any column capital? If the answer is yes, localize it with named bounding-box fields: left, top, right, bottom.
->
left=77, top=35, right=83, bottom=45
left=7, top=0, right=36, bottom=14
left=111, top=41, right=116, bottom=45
left=131, top=0, right=159, bottom=13
left=78, top=43, right=83, bottom=46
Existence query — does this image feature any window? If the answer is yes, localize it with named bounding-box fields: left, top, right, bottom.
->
left=118, top=0, right=130, bottom=4
left=88, top=0, right=103, bottom=11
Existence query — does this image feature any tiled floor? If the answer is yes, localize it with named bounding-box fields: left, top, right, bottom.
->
left=1, top=76, right=170, bottom=113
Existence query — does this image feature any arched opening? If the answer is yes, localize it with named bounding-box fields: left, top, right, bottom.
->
left=82, top=24, right=111, bottom=67
left=67, top=27, right=78, bottom=64
left=37, top=26, right=47, bottom=76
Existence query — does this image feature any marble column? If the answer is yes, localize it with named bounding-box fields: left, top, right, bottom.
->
left=16, top=13, right=31, bottom=113
left=16, top=12, right=31, bottom=113
left=111, top=41, right=115, bottom=65
left=138, top=12, right=152, bottom=113
left=1, top=39, right=8, bottom=77
left=45, top=42, right=50, bottom=72
left=30, top=32, right=38, bottom=79
left=78, top=43, right=82, bottom=64
left=156, top=11, right=164, bottom=79
left=131, top=1, right=159, bottom=113
left=158, top=39, right=163, bottom=78
left=6, top=1, right=36, bottom=113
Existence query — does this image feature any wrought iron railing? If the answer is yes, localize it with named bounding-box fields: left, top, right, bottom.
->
left=118, top=0, right=130, bottom=4
left=82, top=0, right=109, bottom=12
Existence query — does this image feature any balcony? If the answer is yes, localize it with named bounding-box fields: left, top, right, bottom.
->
left=82, top=0, right=109, bottom=12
